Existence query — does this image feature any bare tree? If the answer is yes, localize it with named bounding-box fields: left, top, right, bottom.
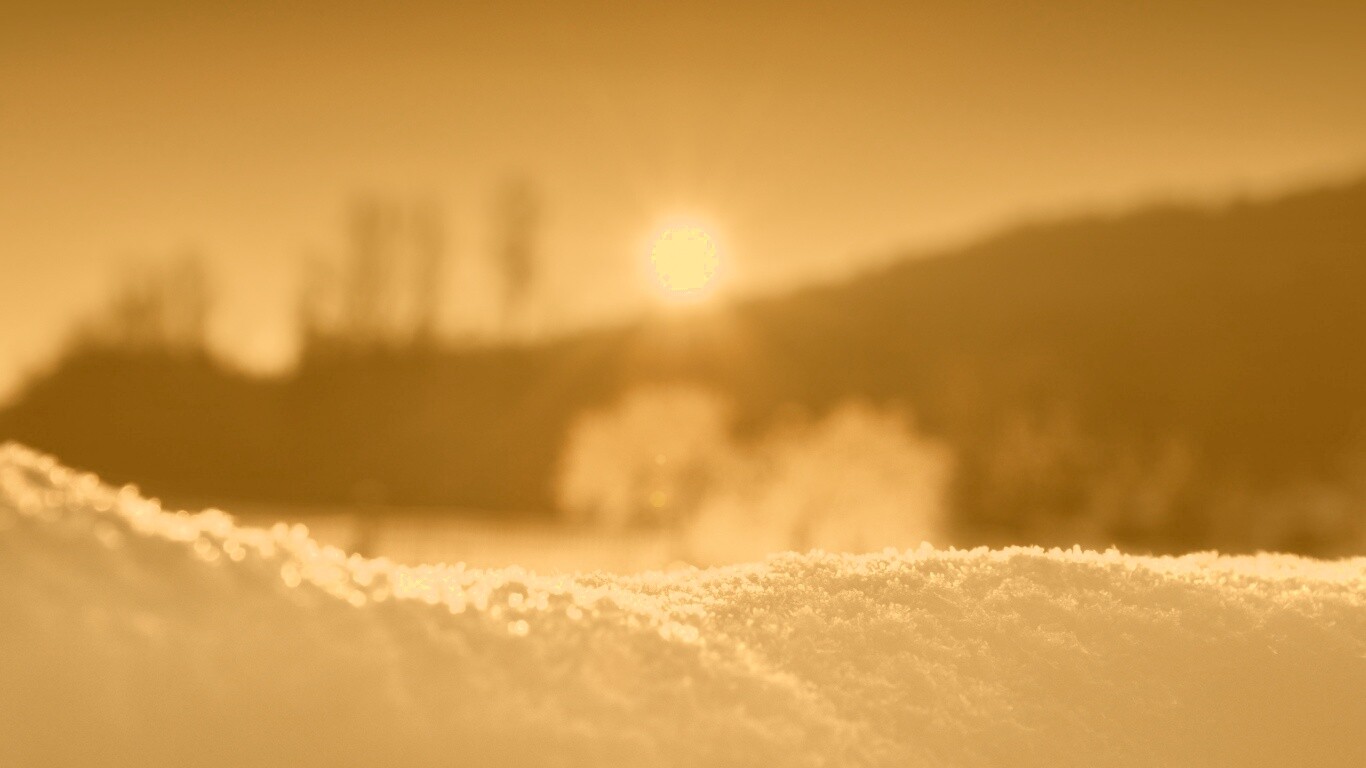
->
left=297, top=250, right=342, bottom=356
left=162, top=253, right=210, bottom=351
left=492, top=178, right=541, bottom=333
left=343, top=198, right=402, bottom=348
left=87, top=252, right=211, bottom=354
left=409, top=198, right=446, bottom=348
left=300, top=196, right=450, bottom=355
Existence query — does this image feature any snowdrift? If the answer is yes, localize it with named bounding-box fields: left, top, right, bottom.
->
left=1, top=443, right=1363, bottom=767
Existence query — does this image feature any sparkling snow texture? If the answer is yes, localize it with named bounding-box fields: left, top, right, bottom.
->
left=1, top=443, right=1364, bottom=767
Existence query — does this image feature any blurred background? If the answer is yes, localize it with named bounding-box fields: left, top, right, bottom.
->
left=4, top=0, right=1366, bottom=569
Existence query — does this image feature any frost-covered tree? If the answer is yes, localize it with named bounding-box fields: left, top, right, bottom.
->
left=556, top=385, right=737, bottom=529
left=683, top=402, right=951, bottom=563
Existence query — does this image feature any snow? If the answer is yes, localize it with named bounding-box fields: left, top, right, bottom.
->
left=1, top=442, right=1364, bottom=767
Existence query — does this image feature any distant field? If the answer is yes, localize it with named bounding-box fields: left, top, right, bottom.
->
left=229, top=504, right=679, bottom=573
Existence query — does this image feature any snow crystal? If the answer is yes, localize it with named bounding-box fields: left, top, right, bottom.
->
left=1, top=442, right=1363, bottom=767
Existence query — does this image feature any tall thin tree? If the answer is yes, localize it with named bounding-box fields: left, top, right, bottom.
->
left=493, top=178, right=540, bottom=334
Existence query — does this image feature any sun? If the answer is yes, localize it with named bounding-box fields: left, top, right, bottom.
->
left=648, top=225, right=722, bottom=301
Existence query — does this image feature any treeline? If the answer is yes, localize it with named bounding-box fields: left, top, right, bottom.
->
left=73, top=254, right=213, bottom=355
left=300, top=183, right=543, bottom=355
left=5, top=178, right=1366, bottom=555
left=3, top=186, right=564, bottom=509
left=52, top=181, right=546, bottom=365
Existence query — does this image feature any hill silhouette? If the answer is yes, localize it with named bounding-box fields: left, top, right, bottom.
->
left=4, top=177, right=1365, bottom=554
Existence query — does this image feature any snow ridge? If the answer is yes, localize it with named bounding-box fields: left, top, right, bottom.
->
left=1, top=442, right=1363, bottom=767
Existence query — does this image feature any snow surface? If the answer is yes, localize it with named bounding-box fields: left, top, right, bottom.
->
left=1, top=442, right=1364, bottom=767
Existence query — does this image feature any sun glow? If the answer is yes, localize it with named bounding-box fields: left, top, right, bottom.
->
left=648, top=225, right=722, bottom=301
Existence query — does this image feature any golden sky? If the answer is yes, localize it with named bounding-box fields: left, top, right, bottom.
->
left=3, top=0, right=1365, bottom=394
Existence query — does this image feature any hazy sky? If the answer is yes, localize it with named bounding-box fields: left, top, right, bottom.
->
left=3, top=0, right=1365, bottom=395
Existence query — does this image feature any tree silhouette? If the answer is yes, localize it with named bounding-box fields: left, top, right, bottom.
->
left=343, top=198, right=401, bottom=348
left=409, top=198, right=445, bottom=348
left=82, top=252, right=211, bottom=354
left=492, top=178, right=540, bottom=334
left=299, top=197, right=449, bottom=355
